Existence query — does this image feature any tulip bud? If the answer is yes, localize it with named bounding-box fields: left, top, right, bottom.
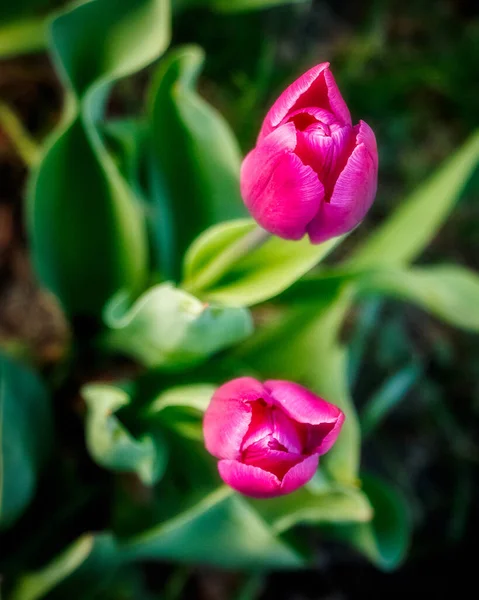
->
left=240, top=63, right=378, bottom=243
left=203, top=377, right=344, bottom=498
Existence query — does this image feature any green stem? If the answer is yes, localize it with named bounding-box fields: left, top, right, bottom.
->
left=0, top=17, right=47, bottom=59
left=163, top=567, right=191, bottom=600
left=0, top=101, right=40, bottom=167
left=235, top=573, right=265, bottom=600
left=184, top=226, right=270, bottom=295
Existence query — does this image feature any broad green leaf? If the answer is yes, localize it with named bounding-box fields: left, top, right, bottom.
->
left=237, top=287, right=361, bottom=485
left=28, top=0, right=171, bottom=316
left=12, top=533, right=123, bottom=600
left=124, top=486, right=303, bottom=568
left=0, top=353, right=53, bottom=529
left=249, top=483, right=372, bottom=535
left=328, top=474, right=411, bottom=571
left=357, top=265, right=479, bottom=332
left=349, top=130, right=479, bottom=268
left=183, top=219, right=343, bottom=306
left=148, top=45, right=246, bottom=275
left=103, top=283, right=253, bottom=369
left=361, top=364, right=422, bottom=437
left=83, top=384, right=167, bottom=485
left=147, top=384, right=216, bottom=440
left=102, top=118, right=148, bottom=197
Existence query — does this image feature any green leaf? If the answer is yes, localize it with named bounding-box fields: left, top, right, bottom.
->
left=124, top=486, right=304, bottom=568
left=183, top=219, right=343, bottom=306
left=349, top=130, right=479, bottom=268
left=28, top=0, right=171, bottom=316
left=101, top=118, right=148, bottom=198
left=0, top=353, right=53, bottom=529
left=148, top=45, right=246, bottom=275
left=103, top=283, right=253, bottom=369
left=328, top=474, right=411, bottom=571
left=361, top=364, right=422, bottom=437
left=249, top=481, right=372, bottom=535
left=357, top=265, right=479, bottom=332
left=237, top=287, right=361, bottom=485
left=146, top=384, right=216, bottom=441
left=83, top=384, right=167, bottom=486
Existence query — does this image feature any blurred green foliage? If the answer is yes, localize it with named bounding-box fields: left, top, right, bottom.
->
left=0, top=0, right=478, bottom=598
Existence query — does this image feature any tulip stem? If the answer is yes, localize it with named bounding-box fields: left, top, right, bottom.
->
left=0, top=100, right=40, bottom=167
left=184, top=225, right=271, bottom=295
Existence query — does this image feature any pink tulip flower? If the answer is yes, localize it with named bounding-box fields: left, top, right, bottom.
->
left=240, top=63, right=378, bottom=243
left=203, top=377, right=345, bottom=498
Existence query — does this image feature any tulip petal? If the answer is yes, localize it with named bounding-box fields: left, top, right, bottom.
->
left=281, top=454, right=319, bottom=495
left=356, top=119, right=378, bottom=169
left=296, top=123, right=355, bottom=188
left=258, top=64, right=351, bottom=141
left=272, top=408, right=303, bottom=453
left=307, top=121, right=378, bottom=244
left=265, top=380, right=342, bottom=425
left=218, top=459, right=281, bottom=498
left=241, top=124, right=324, bottom=241
left=203, top=377, right=267, bottom=460
left=242, top=441, right=305, bottom=479
left=307, top=410, right=345, bottom=455
left=241, top=400, right=273, bottom=450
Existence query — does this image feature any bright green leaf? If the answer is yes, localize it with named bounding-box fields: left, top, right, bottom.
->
left=124, top=486, right=303, bottom=568
left=328, top=474, right=411, bottom=571
left=249, top=482, right=372, bottom=535
left=83, top=384, right=167, bottom=486
left=147, top=384, right=216, bottom=440
left=103, top=283, right=253, bottom=369
left=148, top=45, right=246, bottom=275
left=183, top=219, right=343, bottom=306
left=349, top=130, right=479, bottom=268
left=357, top=265, right=479, bottom=331
left=28, top=0, right=171, bottom=316
left=0, top=353, right=53, bottom=529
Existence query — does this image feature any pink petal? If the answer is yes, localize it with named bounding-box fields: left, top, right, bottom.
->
left=281, top=454, right=319, bottom=495
left=203, top=377, right=267, bottom=460
left=307, top=410, right=346, bottom=455
left=218, top=459, right=281, bottom=498
left=258, top=64, right=351, bottom=142
left=242, top=441, right=305, bottom=479
left=265, top=380, right=343, bottom=425
left=307, top=121, right=378, bottom=244
left=356, top=119, right=378, bottom=170
left=295, top=123, right=355, bottom=188
left=272, top=409, right=303, bottom=453
left=241, top=400, right=273, bottom=450
left=240, top=124, right=324, bottom=241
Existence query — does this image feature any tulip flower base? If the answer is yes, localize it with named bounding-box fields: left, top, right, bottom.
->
left=1, top=1, right=479, bottom=599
